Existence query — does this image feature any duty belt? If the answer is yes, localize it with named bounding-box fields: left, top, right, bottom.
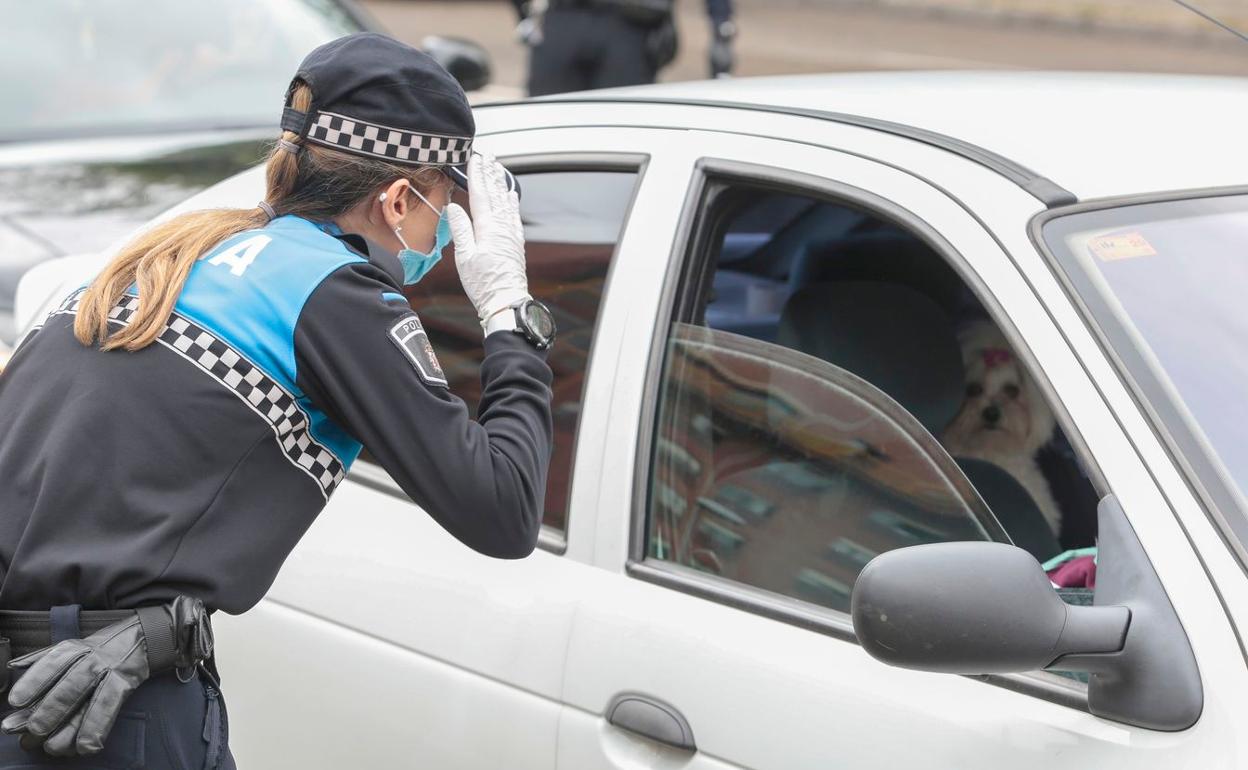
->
left=0, top=608, right=139, bottom=693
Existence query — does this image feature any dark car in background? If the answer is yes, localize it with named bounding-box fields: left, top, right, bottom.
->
left=0, top=0, right=490, bottom=354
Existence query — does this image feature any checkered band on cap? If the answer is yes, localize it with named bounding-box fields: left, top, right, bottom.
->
left=305, top=110, right=472, bottom=165
left=48, top=291, right=347, bottom=499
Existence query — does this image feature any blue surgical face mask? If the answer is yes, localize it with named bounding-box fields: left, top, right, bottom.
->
left=386, top=183, right=452, bottom=285
left=395, top=209, right=451, bottom=285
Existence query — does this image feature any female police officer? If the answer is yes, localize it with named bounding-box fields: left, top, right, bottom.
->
left=0, top=32, right=555, bottom=767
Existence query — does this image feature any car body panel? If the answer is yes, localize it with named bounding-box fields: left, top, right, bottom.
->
left=213, top=476, right=578, bottom=769
left=213, top=597, right=562, bottom=769
left=540, top=71, right=1248, bottom=200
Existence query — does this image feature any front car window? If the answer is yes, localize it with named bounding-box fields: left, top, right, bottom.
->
left=1043, top=194, right=1248, bottom=564
left=645, top=180, right=1102, bottom=617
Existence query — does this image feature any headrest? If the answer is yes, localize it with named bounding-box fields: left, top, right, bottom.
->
left=790, top=233, right=971, bottom=317
left=777, top=281, right=964, bottom=435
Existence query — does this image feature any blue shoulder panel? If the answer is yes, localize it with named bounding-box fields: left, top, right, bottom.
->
left=173, top=215, right=365, bottom=468
left=175, top=215, right=360, bottom=392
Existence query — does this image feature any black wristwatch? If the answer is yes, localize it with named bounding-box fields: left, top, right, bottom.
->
left=485, top=298, right=556, bottom=350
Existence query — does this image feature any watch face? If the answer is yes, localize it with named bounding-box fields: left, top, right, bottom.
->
left=523, top=302, right=556, bottom=341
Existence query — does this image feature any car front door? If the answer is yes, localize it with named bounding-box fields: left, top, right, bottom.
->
left=556, top=129, right=1247, bottom=769
left=212, top=126, right=697, bottom=768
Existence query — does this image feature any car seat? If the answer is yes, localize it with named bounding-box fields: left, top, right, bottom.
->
left=775, top=281, right=1060, bottom=561
left=776, top=282, right=964, bottom=435
left=956, top=458, right=1062, bottom=561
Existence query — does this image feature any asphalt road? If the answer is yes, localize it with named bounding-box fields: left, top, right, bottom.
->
left=363, top=0, right=1248, bottom=99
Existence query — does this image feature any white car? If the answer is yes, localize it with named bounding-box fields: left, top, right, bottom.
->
left=14, top=72, right=1248, bottom=768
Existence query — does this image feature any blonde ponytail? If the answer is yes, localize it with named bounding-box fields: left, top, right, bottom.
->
left=73, top=209, right=269, bottom=350
left=74, top=82, right=444, bottom=351
left=74, top=85, right=313, bottom=351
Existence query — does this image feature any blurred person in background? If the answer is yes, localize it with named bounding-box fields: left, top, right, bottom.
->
left=512, top=0, right=736, bottom=96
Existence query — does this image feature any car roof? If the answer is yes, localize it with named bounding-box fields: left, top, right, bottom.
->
left=534, top=71, right=1248, bottom=201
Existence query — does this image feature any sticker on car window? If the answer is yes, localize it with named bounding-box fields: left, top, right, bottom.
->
left=388, top=313, right=448, bottom=388
left=1088, top=231, right=1157, bottom=262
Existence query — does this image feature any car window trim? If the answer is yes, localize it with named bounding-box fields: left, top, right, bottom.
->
left=478, top=96, right=1078, bottom=208
left=349, top=151, right=650, bottom=557
left=623, top=558, right=1088, bottom=709
left=629, top=156, right=1107, bottom=712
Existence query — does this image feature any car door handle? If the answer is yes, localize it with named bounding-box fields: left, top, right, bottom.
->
left=604, top=692, right=696, bottom=751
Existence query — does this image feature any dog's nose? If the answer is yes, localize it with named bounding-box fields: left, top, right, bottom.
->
left=982, top=405, right=1001, bottom=424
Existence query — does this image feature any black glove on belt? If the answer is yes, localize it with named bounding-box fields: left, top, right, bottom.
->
left=1, top=596, right=213, bottom=757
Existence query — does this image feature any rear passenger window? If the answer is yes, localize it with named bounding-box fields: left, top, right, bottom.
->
left=645, top=183, right=1099, bottom=614
left=378, top=167, right=639, bottom=534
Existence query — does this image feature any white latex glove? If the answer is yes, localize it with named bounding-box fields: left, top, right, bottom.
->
left=446, top=152, right=530, bottom=326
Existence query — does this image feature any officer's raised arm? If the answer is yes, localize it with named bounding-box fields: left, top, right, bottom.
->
left=293, top=152, right=555, bottom=559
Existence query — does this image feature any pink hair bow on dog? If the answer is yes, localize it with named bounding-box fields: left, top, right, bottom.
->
left=982, top=348, right=1013, bottom=368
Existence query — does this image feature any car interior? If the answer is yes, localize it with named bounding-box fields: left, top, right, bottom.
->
left=650, top=184, right=1100, bottom=614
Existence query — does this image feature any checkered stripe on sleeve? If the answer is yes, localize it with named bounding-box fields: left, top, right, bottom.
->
left=306, top=111, right=471, bottom=165
left=159, top=313, right=346, bottom=498
left=58, top=292, right=346, bottom=499
left=15, top=287, right=87, bottom=349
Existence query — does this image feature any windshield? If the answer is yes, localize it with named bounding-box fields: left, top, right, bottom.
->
left=0, top=0, right=363, bottom=141
left=1043, top=194, right=1248, bottom=560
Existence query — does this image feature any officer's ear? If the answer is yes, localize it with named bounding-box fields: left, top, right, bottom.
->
left=377, top=178, right=413, bottom=230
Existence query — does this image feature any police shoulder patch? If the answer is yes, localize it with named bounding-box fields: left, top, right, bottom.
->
left=387, top=313, right=448, bottom=388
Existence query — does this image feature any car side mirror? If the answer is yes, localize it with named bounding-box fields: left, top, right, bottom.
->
left=851, top=541, right=1128, bottom=673
left=420, top=36, right=492, bottom=93
left=851, top=496, right=1203, bottom=731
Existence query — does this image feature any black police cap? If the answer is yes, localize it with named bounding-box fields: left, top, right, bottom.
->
left=280, top=33, right=517, bottom=195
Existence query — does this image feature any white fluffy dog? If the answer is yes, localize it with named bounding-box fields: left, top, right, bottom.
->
left=941, top=320, right=1062, bottom=535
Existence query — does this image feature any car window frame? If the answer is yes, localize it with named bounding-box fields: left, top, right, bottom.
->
left=348, top=151, right=650, bottom=556
left=627, top=156, right=1110, bottom=711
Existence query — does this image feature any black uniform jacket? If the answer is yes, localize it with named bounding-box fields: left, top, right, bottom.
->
left=0, top=215, right=553, bottom=613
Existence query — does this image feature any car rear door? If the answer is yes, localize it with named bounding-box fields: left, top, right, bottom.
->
left=555, top=127, right=1247, bottom=769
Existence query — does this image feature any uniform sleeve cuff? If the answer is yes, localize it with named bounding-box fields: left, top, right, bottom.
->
left=483, top=328, right=548, bottom=359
